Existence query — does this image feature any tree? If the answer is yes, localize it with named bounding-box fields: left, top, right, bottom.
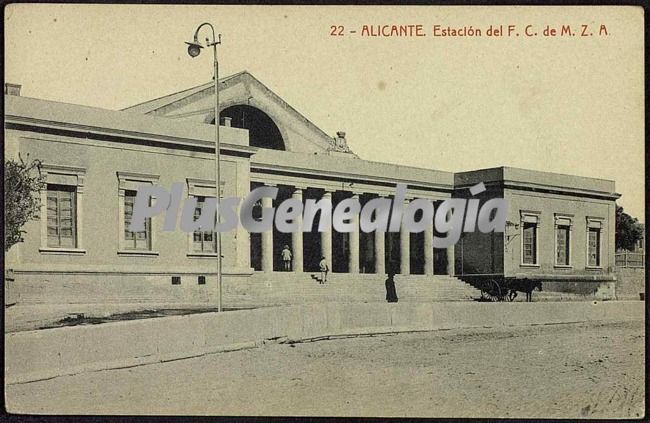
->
left=4, top=155, right=45, bottom=252
left=615, top=205, right=643, bottom=251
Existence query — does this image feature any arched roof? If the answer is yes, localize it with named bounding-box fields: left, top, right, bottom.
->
left=122, top=71, right=357, bottom=157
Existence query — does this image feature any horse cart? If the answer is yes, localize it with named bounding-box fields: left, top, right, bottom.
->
left=475, top=278, right=543, bottom=302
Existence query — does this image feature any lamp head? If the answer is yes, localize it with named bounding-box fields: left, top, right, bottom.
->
left=185, top=39, right=203, bottom=58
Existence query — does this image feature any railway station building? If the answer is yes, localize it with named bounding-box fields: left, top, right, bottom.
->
left=4, top=72, right=620, bottom=306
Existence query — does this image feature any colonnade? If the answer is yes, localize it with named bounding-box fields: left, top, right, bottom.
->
left=256, top=186, right=455, bottom=276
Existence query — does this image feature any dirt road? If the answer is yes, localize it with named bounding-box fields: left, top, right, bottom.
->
left=6, top=320, right=644, bottom=418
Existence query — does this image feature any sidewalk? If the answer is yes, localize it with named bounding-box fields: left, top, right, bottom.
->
left=5, top=303, right=250, bottom=333
left=5, top=292, right=629, bottom=333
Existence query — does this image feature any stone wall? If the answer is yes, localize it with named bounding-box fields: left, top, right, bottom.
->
left=615, top=268, right=645, bottom=300
left=5, top=272, right=247, bottom=306
left=545, top=280, right=616, bottom=300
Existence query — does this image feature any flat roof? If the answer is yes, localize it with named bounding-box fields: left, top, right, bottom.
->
left=5, top=94, right=619, bottom=199
left=5, top=94, right=252, bottom=152
left=455, top=166, right=618, bottom=198
left=251, top=149, right=454, bottom=189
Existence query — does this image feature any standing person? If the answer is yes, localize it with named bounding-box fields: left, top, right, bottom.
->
left=385, top=272, right=398, bottom=303
left=281, top=245, right=292, bottom=271
left=319, top=256, right=329, bottom=284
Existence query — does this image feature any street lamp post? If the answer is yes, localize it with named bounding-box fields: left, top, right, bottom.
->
left=186, top=23, right=223, bottom=312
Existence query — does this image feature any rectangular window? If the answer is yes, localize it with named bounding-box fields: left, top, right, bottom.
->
left=588, top=228, right=601, bottom=267
left=46, top=184, right=77, bottom=248
left=522, top=222, right=537, bottom=265
left=192, top=196, right=216, bottom=253
left=555, top=225, right=571, bottom=266
left=124, top=190, right=151, bottom=250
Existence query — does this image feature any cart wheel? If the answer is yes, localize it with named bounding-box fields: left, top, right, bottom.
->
left=484, top=280, right=502, bottom=302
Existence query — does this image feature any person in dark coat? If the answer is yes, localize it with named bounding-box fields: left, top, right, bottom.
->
left=385, top=272, right=398, bottom=303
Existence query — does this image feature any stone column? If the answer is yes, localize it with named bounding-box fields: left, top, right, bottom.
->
left=424, top=215, right=434, bottom=276
left=446, top=244, right=455, bottom=276
left=400, top=198, right=410, bottom=275
left=291, top=187, right=304, bottom=272
left=320, top=190, right=333, bottom=270
left=261, top=190, right=274, bottom=272
left=374, top=230, right=385, bottom=274
left=348, top=193, right=360, bottom=274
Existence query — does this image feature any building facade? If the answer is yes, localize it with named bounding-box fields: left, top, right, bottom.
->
left=4, top=72, right=620, bottom=306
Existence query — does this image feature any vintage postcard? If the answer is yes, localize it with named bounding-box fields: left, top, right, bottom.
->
left=3, top=4, right=645, bottom=418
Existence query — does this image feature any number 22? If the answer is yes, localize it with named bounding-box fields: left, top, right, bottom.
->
left=330, top=25, right=344, bottom=36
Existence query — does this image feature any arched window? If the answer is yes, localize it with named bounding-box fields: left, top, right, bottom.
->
left=213, top=105, right=285, bottom=150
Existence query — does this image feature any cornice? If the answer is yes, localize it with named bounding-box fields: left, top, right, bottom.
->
left=454, top=179, right=620, bottom=201
left=5, top=116, right=256, bottom=157
left=250, top=162, right=455, bottom=194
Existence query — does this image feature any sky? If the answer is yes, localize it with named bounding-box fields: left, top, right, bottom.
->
left=4, top=5, right=645, bottom=219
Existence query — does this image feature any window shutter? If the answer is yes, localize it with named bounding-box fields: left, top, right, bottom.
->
left=47, top=193, right=59, bottom=244
left=123, top=190, right=151, bottom=250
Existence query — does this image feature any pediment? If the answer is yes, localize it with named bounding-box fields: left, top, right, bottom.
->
left=123, top=71, right=356, bottom=156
